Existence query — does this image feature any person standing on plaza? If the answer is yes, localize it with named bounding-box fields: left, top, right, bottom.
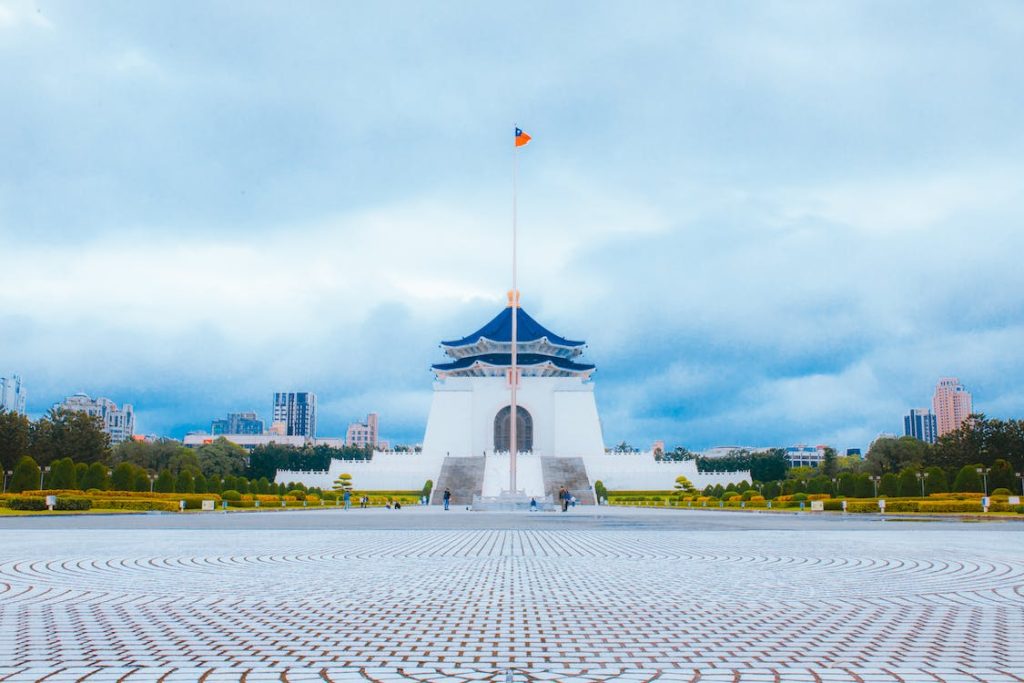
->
left=343, top=489, right=351, bottom=510
left=443, top=488, right=451, bottom=511
left=559, top=486, right=569, bottom=512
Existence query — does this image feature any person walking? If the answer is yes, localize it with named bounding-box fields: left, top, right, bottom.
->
left=559, top=486, right=569, bottom=512
left=530, top=497, right=538, bottom=511
left=443, top=488, right=452, bottom=511
left=360, top=494, right=368, bottom=509
left=343, top=489, right=351, bottom=511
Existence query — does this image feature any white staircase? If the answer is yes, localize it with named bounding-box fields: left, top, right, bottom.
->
left=481, top=452, right=546, bottom=497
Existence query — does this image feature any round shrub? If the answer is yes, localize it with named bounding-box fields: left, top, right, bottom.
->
left=991, top=488, right=1012, bottom=496
left=221, top=489, right=242, bottom=501
left=791, top=493, right=808, bottom=502
left=287, top=489, right=306, bottom=501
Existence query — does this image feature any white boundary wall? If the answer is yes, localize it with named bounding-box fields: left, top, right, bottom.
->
left=277, top=450, right=750, bottom=492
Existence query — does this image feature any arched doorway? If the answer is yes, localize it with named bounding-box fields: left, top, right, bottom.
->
left=493, top=406, right=533, bottom=453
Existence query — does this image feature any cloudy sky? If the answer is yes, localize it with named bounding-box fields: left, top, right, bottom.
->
left=2, top=1, right=1023, bottom=451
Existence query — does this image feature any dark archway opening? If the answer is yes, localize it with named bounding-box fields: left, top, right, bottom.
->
left=493, top=405, right=533, bottom=453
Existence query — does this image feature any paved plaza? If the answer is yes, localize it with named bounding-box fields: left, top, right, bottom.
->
left=0, top=508, right=1022, bottom=682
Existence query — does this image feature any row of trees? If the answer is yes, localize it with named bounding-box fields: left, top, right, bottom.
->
left=247, top=443, right=372, bottom=481
left=3, top=453, right=326, bottom=496
left=0, top=408, right=111, bottom=471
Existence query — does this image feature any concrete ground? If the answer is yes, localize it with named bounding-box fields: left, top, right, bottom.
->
left=0, top=507, right=1021, bottom=682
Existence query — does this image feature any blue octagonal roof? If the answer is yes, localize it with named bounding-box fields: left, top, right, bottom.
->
left=442, top=307, right=584, bottom=349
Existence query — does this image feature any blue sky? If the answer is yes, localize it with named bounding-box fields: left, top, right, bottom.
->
left=2, top=1, right=1023, bottom=451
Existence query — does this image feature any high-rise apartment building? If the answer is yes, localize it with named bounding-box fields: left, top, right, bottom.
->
left=932, top=377, right=973, bottom=437
left=272, top=392, right=317, bottom=438
left=55, top=393, right=135, bottom=444
left=346, top=412, right=379, bottom=448
left=0, top=374, right=26, bottom=415
left=212, top=411, right=265, bottom=435
left=904, top=408, right=937, bottom=444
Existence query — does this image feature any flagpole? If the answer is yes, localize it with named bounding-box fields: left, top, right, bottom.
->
left=509, top=130, right=519, bottom=494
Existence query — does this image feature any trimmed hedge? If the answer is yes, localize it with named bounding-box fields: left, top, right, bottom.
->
left=55, top=497, right=93, bottom=511
left=918, top=500, right=983, bottom=513
left=8, top=497, right=47, bottom=511
left=94, top=499, right=179, bottom=512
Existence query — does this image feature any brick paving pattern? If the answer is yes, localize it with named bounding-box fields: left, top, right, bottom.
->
left=0, top=524, right=1022, bottom=681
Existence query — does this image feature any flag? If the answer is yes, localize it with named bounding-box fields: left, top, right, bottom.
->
left=515, top=127, right=531, bottom=147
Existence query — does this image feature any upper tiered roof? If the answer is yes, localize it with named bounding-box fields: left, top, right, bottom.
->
left=433, top=297, right=594, bottom=379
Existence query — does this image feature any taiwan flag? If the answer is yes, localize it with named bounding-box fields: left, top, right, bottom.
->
left=515, top=127, right=531, bottom=147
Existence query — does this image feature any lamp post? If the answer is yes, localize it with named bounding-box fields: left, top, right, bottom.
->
left=2, top=469, right=11, bottom=494
left=871, top=475, right=880, bottom=498
left=40, top=466, right=51, bottom=490
left=1017, top=471, right=1023, bottom=496
left=916, top=471, right=925, bottom=497
left=976, top=467, right=990, bottom=496
left=149, top=474, right=156, bottom=493
left=831, top=477, right=838, bottom=496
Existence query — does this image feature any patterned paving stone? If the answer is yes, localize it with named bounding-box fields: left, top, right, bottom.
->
left=0, top=525, right=1022, bottom=682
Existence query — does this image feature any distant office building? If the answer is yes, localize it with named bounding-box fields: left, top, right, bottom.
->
left=904, top=408, right=938, bottom=444
left=0, top=374, right=26, bottom=415
left=346, top=412, right=379, bottom=448
left=55, top=393, right=135, bottom=444
left=785, top=445, right=828, bottom=468
left=845, top=448, right=862, bottom=458
left=932, top=377, right=973, bottom=437
left=651, top=440, right=665, bottom=455
left=273, top=392, right=317, bottom=437
left=212, top=411, right=265, bottom=436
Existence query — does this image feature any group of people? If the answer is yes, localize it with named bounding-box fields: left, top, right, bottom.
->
left=340, top=489, right=395, bottom=510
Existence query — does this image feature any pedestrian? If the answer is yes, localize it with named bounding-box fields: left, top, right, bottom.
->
left=343, top=489, right=351, bottom=510
left=393, top=500, right=401, bottom=510
left=559, top=486, right=569, bottom=512
left=360, top=495, right=368, bottom=509
left=530, top=497, right=538, bottom=511
left=443, top=488, right=452, bottom=511
left=570, top=494, right=577, bottom=508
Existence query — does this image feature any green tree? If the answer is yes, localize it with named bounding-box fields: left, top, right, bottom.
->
left=47, top=457, right=78, bottom=490
left=193, top=472, right=208, bottom=494
left=80, top=462, right=110, bottom=490
left=29, top=408, right=110, bottom=466
left=111, top=462, right=136, bottom=491
left=821, top=447, right=838, bottom=479
left=196, top=437, right=248, bottom=478
left=924, top=466, right=947, bottom=494
left=0, top=409, right=31, bottom=473
left=674, top=475, right=695, bottom=494
left=866, top=436, right=929, bottom=474
left=879, top=473, right=899, bottom=497
left=333, top=473, right=353, bottom=492
left=989, top=459, right=1015, bottom=491
left=854, top=474, right=874, bottom=498
left=952, top=465, right=983, bottom=492
left=154, top=469, right=174, bottom=493
left=256, top=477, right=270, bottom=494
left=132, top=468, right=151, bottom=492
left=111, top=439, right=189, bottom=473
left=807, top=476, right=831, bottom=495
left=9, top=455, right=41, bottom=493
left=837, top=473, right=857, bottom=497
left=175, top=470, right=195, bottom=493
left=760, top=481, right=781, bottom=499
left=898, top=468, right=920, bottom=497
left=74, top=462, right=88, bottom=486
left=422, top=478, right=434, bottom=500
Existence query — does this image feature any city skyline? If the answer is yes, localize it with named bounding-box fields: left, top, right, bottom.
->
left=2, top=4, right=1023, bottom=449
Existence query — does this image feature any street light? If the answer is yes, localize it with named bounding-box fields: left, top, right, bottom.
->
left=40, top=466, right=51, bottom=490
left=915, top=471, right=925, bottom=497
left=2, top=469, right=11, bottom=494
left=149, top=474, right=156, bottom=493
left=976, top=467, right=990, bottom=496
left=871, top=475, right=881, bottom=498
left=1017, top=471, right=1023, bottom=496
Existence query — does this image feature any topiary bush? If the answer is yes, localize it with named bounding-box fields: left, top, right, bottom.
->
left=221, top=489, right=241, bottom=501
left=991, top=488, right=1012, bottom=497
